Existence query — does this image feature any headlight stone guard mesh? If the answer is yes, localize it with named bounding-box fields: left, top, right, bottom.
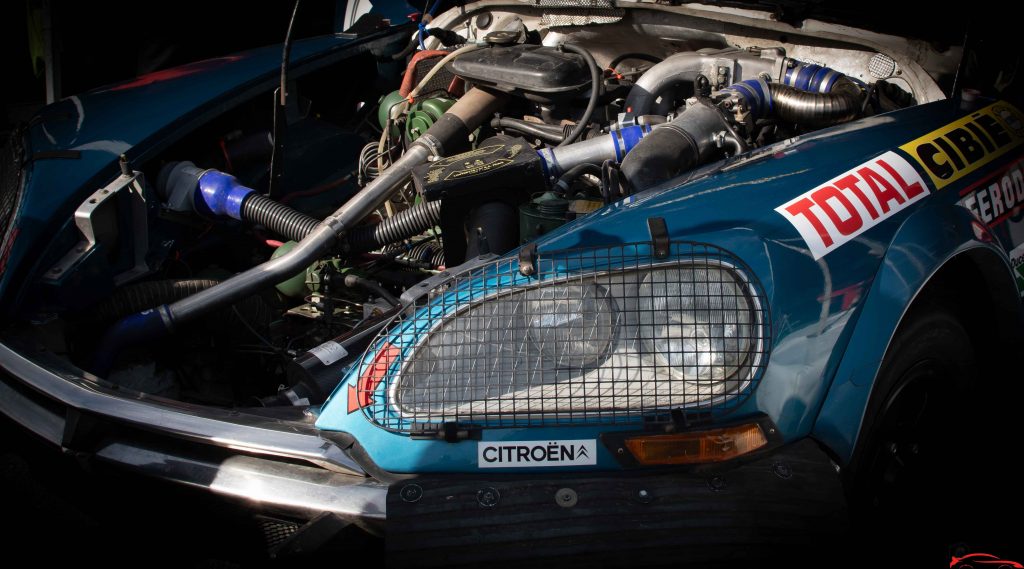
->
left=358, top=241, right=770, bottom=434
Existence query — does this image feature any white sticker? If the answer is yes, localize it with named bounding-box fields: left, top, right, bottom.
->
left=478, top=440, right=597, bottom=468
left=775, top=151, right=929, bottom=260
left=307, top=341, right=348, bottom=366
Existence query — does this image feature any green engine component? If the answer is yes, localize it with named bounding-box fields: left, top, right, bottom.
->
left=405, top=97, right=456, bottom=141
left=377, top=90, right=407, bottom=136
left=377, top=91, right=456, bottom=142
left=272, top=241, right=348, bottom=298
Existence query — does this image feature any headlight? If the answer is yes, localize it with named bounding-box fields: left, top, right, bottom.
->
left=638, top=267, right=753, bottom=380
left=524, top=284, right=618, bottom=370
left=365, top=245, right=768, bottom=430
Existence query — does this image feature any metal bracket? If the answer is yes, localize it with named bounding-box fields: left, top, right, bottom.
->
left=43, top=170, right=150, bottom=285
left=518, top=242, right=538, bottom=276
left=409, top=422, right=480, bottom=442
left=398, top=253, right=498, bottom=306
left=647, top=217, right=670, bottom=259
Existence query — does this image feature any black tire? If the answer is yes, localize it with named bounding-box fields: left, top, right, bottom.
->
left=846, top=305, right=1024, bottom=562
left=846, top=308, right=975, bottom=546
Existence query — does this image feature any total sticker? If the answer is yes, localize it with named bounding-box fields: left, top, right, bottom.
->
left=775, top=151, right=929, bottom=260
left=307, top=341, right=348, bottom=366
left=478, top=439, right=597, bottom=468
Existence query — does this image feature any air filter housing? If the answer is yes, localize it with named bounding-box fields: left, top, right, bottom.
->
left=451, top=45, right=591, bottom=102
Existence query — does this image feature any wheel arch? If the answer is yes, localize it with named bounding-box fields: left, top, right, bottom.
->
left=811, top=201, right=1024, bottom=466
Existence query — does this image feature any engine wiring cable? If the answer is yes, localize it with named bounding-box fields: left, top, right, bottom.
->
left=268, top=0, right=302, bottom=198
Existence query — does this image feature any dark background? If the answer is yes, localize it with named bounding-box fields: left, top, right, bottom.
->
left=1, top=1, right=1021, bottom=567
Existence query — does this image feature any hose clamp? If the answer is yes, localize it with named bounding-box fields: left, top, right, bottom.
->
left=414, top=134, right=444, bottom=158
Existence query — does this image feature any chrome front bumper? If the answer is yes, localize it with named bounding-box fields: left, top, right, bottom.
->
left=0, top=340, right=386, bottom=529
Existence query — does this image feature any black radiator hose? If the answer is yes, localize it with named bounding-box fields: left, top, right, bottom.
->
left=620, top=103, right=734, bottom=193
left=240, top=193, right=321, bottom=243
left=491, top=117, right=566, bottom=144
left=158, top=162, right=442, bottom=252
left=83, top=279, right=272, bottom=378
left=346, top=200, right=443, bottom=253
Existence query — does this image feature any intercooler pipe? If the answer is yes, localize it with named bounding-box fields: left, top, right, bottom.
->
left=620, top=102, right=735, bottom=193
left=159, top=163, right=320, bottom=243
left=624, top=53, right=860, bottom=122
left=91, top=87, right=507, bottom=377
left=724, top=76, right=862, bottom=126
left=622, top=52, right=709, bottom=118
left=159, top=163, right=443, bottom=252
left=536, top=124, right=652, bottom=178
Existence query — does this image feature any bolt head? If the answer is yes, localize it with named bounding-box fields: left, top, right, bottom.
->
left=400, top=483, right=424, bottom=503
left=477, top=487, right=501, bottom=508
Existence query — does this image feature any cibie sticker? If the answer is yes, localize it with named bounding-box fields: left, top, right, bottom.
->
left=478, top=440, right=597, bottom=468
left=775, top=151, right=929, bottom=259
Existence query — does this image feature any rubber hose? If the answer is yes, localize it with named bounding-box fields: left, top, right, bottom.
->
left=619, top=103, right=728, bottom=193
left=491, top=117, right=566, bottom=144
left=240, top=193, right=321, bottom=243
left=347, top=200, right=442, bottom=253
left=619, top=125, right=700, bottom=194
left=554, top=162, right=602, bottom=194
left=607, top=52, right=663, bottom=70
left=767, top=81, right=862, bottom=126
left=88, top=279, right=272, bottom=330
left=559, top=44, right=601, bottom=147
left=343, top=274, right=400, bottom=306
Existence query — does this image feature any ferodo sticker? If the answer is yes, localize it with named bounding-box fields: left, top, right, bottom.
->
left=776, top=151, right=928, bottom=259
left=900, top=102, right=1024, bottom=190
left=478, top=440, right=597, bottom=468
left=957, top=157, right=1024, bottom=228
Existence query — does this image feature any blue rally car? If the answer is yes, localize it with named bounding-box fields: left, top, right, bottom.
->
left=1, top=0, right=1021, bottom=563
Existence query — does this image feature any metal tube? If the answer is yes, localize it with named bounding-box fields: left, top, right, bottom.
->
left=168, top=142, right=431, bottom=325
left=537, top=124, right=652, bottom=177
left=623, top=52, right=708, bottom=117
left=169, top=88, right=506, bottom=326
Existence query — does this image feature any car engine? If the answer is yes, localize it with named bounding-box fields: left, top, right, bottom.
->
left=26, top=5, right=952, bottom=409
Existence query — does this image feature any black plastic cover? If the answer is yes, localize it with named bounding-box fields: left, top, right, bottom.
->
left=412, top=135, right=544, bottom=265
left=412, top=135, right=544, bottom=202
left=451, top=45, right=590, bottom=99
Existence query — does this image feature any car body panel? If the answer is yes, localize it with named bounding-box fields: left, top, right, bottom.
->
left=0, top=29, right=407, bottom=311
left=315, top=98, right=1024, bottom=473
left=1, top=3, right=1021, bottom=547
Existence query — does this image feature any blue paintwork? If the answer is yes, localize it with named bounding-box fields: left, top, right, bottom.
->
left=0, top=29, right=403, bottom=310
left=316, top=97, right=1024, bottom=474
left=196, top=170, right=254, bottom=220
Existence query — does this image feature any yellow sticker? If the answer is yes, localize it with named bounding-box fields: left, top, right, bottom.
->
left=900, top=102, right=1024, bottom=189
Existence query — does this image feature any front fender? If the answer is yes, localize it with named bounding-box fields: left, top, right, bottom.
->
left=811, top=199, right=1011, bottom=464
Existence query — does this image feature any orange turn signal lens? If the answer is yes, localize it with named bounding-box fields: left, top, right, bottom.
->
left=624, top=423, right=768, bottom=465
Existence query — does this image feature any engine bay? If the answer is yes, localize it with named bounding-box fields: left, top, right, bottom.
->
left=20, top=3, right=956, bottom=410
